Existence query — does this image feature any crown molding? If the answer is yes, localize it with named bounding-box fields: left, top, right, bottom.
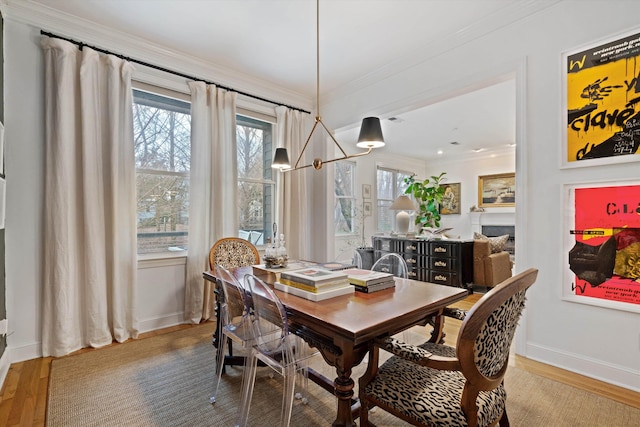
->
left=320, top=0, right=560, bottom=108
left=3, top=0, right=312, bottom=112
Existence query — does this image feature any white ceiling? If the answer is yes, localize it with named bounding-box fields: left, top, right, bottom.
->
left=29, top=0, right=553, bottom=160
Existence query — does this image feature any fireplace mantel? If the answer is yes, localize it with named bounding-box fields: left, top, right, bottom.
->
left=470, top=211, right=515, bottom=234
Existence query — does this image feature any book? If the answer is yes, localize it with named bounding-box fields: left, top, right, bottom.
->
left=274, top=281, right=354, bottom=301
left=279, top=277, right=350, bottom=293
left=352, top=280, right=396, bottom=293
left=280, top=268, right=349, bottom=287
left=341, top=268, right=395, bottom=287
left=252, top=260, right=317, bottom=284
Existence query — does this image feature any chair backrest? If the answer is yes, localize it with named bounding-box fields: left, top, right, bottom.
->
left=335, top=249, right=363, bottom=269
left=456, top=268, right=538, bottom=397
left=371, top=252, right=408, bottom=278
left=214, top=264, right=249, bottom=322
left=243, top=274, right=297, bottom=366
left=209, top=237, right=260, bottom=270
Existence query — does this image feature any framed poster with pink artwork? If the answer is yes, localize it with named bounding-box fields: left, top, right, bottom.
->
left=563, top=180, right=640, bottom=313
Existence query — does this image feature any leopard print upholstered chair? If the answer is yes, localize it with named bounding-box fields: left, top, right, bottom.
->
left=209, top=237, right=260, bottom=271
left=359, top=268, right=538, bottom=427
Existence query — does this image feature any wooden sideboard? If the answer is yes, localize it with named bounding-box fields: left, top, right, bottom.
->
left=372, top=236, right=473, bottom=289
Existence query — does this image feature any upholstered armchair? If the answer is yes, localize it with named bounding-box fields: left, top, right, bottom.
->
left=359, top=269, right=539, bottom=427
left=473, top=239, right=513, bottom=287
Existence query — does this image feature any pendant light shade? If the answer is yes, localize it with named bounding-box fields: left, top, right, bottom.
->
left=272, top=147, right=291, bottom=170
left=356, top=117, right=385, bottom=148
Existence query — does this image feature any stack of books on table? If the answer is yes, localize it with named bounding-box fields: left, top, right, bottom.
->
left=274, top=268, right=354, bottom=301
left=343, top=268, right=396, bottom=293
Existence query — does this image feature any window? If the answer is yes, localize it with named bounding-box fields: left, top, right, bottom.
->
left=376, top=167, right=411, bottom=232
left=133, top=90, right=191, bottom=254
left=334, top=161, right=356, bottom=234
left=237, top=114, right=275, bottom=246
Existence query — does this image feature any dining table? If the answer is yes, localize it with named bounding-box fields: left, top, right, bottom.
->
left=203, top=266, right=468, bottom=427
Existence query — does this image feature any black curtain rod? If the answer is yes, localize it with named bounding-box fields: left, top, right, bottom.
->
left=40, top=30, right=311, bottom=115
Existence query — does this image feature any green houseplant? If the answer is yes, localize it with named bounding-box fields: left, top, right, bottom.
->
left=404, top=172, right=447, bottom=229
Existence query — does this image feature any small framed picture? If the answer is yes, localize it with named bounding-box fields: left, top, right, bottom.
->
left=440, top=183, right=461, bottom=215
left=478, top=173, right=515, bottom=207
left=363, top=201, right=372, bottom=216
left=362, top=184, right=371, bottom=199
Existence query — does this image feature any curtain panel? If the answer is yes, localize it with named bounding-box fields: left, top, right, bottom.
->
left=275, top=106, right=311, bottom=261
left=41, top=37, right=138, bottom=357
left=184, top=82, right=237, bottom=323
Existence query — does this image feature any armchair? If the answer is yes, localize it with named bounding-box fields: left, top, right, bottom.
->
left=359, top=268, right=538, bottom=427
left=473, top=239, right=513, bottom=287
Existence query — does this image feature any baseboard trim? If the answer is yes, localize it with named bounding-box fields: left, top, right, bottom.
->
left=138, top=312, right=185, bottom=334
left=3, top=312, right=188, bottom=366
left=525, top=342, right=639, bottom=392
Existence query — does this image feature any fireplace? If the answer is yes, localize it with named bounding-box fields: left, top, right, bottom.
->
left=482, top=225, right=515, bottom=256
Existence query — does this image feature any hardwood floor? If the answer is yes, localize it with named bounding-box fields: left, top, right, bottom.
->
left=1, top=295, right=638, bottom=426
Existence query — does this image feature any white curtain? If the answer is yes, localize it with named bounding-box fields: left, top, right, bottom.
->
left=41, top=37, right=138, bottom=357
left=184, top=82, right=237, bottom=323
left=275, top=106, right=310, bottom=261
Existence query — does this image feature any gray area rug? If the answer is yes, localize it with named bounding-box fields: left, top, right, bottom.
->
left=47, top=323, right=640, bottom=426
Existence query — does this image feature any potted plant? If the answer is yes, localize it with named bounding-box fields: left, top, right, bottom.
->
left=404, top=172, right=447, bottom=231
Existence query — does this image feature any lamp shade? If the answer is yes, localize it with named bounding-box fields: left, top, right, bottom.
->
left=272, top=147, right=291, bottom=169
left=390, top=195, right=415, bottom=235
left=356, top=117, right=385, bottom=148
left=389, top=195, right=416, bottom=211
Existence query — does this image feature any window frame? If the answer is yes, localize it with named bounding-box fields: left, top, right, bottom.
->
left=334, top=161, right=357, bottom=236
left=133, top=88, right=191, bottom=257
left=376, top=166, right=412, bottom=233
left=236, top=113, right=276, bottom=248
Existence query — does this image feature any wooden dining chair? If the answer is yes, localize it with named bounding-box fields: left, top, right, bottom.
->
left=359, top=268, right=538, bottom=427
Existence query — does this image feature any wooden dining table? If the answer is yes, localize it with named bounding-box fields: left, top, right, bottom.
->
left=203, top=267, right=468, bottom=427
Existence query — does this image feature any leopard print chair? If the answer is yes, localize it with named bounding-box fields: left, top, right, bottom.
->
left=209, top=237, right=260, bottom=271
left=359, top=268, right=538, bottom=427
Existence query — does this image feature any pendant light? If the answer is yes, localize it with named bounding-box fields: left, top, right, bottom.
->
left=272, top=0, right=385, bottom=171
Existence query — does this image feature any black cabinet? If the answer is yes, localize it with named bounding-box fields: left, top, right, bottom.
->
left=373, top=236, right=473, bottom=289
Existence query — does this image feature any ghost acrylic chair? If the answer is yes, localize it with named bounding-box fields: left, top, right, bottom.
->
left=371, top=252, right=409, bottom=278
left=237, top=274, right=318, bottom=427
left=209, top=264, right=254, bottom=405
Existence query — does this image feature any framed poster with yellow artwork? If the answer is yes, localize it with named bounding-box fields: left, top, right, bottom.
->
left=563, top=29, right=640, bottom=168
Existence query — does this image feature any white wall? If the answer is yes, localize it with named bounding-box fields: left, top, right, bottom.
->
left=320, top=1, right=640, bottom=391
left=435, top=152, right=516, bottom=239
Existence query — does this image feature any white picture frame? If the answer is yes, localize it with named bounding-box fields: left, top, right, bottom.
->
left=562, top=179, right=640, bottom=313
left=561, top=28, right=640, bottom=169
left=362, top=184, right=371, bottom=199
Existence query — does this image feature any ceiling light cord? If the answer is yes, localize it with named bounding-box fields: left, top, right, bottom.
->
left=273, top=0, right=385, bottom=172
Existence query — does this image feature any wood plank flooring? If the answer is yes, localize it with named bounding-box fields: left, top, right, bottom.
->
left=1, top=295, right=638, bottom=426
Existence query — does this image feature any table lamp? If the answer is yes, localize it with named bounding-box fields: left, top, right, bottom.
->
left=390, top=195, right=416, bottom=235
